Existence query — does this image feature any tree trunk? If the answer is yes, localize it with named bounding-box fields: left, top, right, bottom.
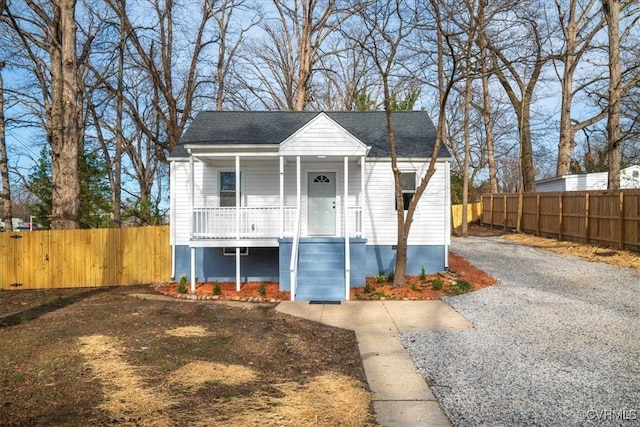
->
left=461, top=71, right=472, bottom=235
left=520, top=106, right=536, bottom=192
left=113, top=1, right=125, bottom=227
left=50, top=0, right=81, bottom=229
left=603, top=0, right=621, bottom=190
left=480, top=51, right=498, bottom=193
left=478, top=4, right=498, bottom=194
left=0, top=61, right=12, bottom=231
left=556, top=8, right=578, bottom=177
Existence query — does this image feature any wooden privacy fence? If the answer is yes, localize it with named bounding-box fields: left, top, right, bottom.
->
left=451, top=202, right=482, bottom=229
left=0, top=226, right=171, bottom=290
left=481, top=191, right=640, bottom=251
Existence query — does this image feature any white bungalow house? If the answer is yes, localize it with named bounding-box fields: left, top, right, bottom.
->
left=535, top=165, right=640, bottom=192
left=168, top=111, right=451, bottom=301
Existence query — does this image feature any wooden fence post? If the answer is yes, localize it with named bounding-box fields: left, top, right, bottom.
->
left=503, top=195, right=508, bottom=230
left=584, top=192, right=590, bottom=244
left=490, top=194, right=495, bottom=227
left=517, top=192, right=523, bottom=232
left=619, top=191, right=625, bottom=250
left=558, top=193, right=563, bottom=241
left=536, top=194, right=541, bottom=236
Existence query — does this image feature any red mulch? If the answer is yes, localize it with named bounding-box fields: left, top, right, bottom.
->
left=155, top=251, right=497, bottom=302
left=155, top=281, right=290, bottom=301
left=350, top=251, right=497, bottom=300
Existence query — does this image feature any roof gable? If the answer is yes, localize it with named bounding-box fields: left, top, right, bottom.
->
left=279, top=112, right=368, bottom=156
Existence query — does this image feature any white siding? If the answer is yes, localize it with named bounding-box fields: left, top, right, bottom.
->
left=537, top=166, right=640, bottom=192
left=172, top=157, right=448, bottom=245
left=172, top=160, right=191, bottom=245
left=280, top=114, right=367, bottom=157
left=364, top=159, right=448, bottom=245
left=536, top=178, right=567, bottom=192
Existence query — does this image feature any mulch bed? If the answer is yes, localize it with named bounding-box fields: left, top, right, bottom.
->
left=155, top=251, right=497, bottom=302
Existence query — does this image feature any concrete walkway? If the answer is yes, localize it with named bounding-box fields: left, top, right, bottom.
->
left=276, top=300, right=473, bottom=426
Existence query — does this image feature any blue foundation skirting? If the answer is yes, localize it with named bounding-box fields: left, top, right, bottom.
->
left=173, top=243, right=446, bottom=286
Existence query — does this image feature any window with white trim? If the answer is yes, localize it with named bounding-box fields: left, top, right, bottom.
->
left=219, top=171, right=240, bottom=207
left=396, top=172, right=416, bottom=211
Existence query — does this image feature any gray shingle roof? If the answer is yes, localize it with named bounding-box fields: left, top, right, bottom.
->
left=171, top=111, right=449, bottom=158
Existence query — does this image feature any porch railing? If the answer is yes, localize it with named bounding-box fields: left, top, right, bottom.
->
left=193, top=206, right=296, bottom=239
left=192, top=205, right=362, bottom=239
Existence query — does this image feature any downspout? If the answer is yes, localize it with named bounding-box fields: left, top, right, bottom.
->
left=170, top=161, right=176, bottom=280
left=189, top=151, right=196, bottom=293
left=360, top=155, right=365, bottom=239
left=444, top=159, right=450, bottom=269
left=235, top=155, right=241, bottom=291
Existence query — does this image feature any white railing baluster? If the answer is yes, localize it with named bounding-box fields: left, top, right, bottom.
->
left=191, top=206, right=297, bottom=239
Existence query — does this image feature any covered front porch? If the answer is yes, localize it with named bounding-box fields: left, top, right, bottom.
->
left=182, top=148, right=368, bottom=300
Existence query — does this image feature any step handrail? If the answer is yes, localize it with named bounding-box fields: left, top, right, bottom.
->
left=289, top=207, right=301, bottom=301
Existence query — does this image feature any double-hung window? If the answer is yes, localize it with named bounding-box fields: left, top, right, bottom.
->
left=219, top=171, right=240, bottom=207
left=396, top=172, right=416, bottom=211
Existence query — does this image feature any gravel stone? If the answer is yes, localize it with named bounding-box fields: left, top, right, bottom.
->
left=401, top=236, right=640, bottom=426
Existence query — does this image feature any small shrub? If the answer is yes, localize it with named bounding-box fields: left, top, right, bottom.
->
left=431, top=278, right=444, bottom=291
left=258, top=282, right=266, bottom=297
left=376, top=272, right=386, bottom=284
left=419, top=267, right=427, bottom=283
left=213, top=282, right=221, bottom=295
left=449, top=280, right=473, bottom=295
left=178, top=274, right=188, bottom=294
left=411, top=283, right=420, bottom=292
left=373, top=290, right=385, bottom=298
left=363, top=283, right=373, bottom=293
left=387, top=271, right=394, bottom=283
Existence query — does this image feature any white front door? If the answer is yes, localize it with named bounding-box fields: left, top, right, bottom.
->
left=308, top=172, right=336, bottom=236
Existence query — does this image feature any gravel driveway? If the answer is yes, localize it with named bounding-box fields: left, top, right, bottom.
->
left=402, top=236, right=640, bottom=426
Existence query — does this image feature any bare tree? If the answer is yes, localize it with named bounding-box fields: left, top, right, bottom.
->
left=357, top=0, right=455, bottom=286
left=603, top=0, right=622, bottom=189
left=0, top=60, right=12, bottom=231
left=208, top=0, right=260, bottom=110
left=244, top=0, right=357, bottom=110
left=8, top=0, right=88, bottom=229
left=477, top=0, right=498, bottom=193
left=102, top=0, right=216, bottom=156
left=482, top=1, right=557, bottom=192
left=312, top=26, right=376, bottom=110
left=553, top=0, right=608, bottom=176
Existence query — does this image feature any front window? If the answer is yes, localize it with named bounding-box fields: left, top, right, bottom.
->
left=219, top=171, right=240, bottom=207
left=396, top=172, right=416, bottom=211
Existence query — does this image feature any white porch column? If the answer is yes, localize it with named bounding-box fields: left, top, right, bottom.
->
left=235, top=155, right=241, bottom=291
left=344, top=156, right=350, bottom=301
left=279, top=155, right=284, bottom=238
left=296, top=156, right=301, bottom=216
left=189, top=152, right=196, bottom=293
left=189, top=151, right=194, bottom=239
left=190, top=247, right=196, bottom=293
left=360, top=155, right=365, bottom=239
